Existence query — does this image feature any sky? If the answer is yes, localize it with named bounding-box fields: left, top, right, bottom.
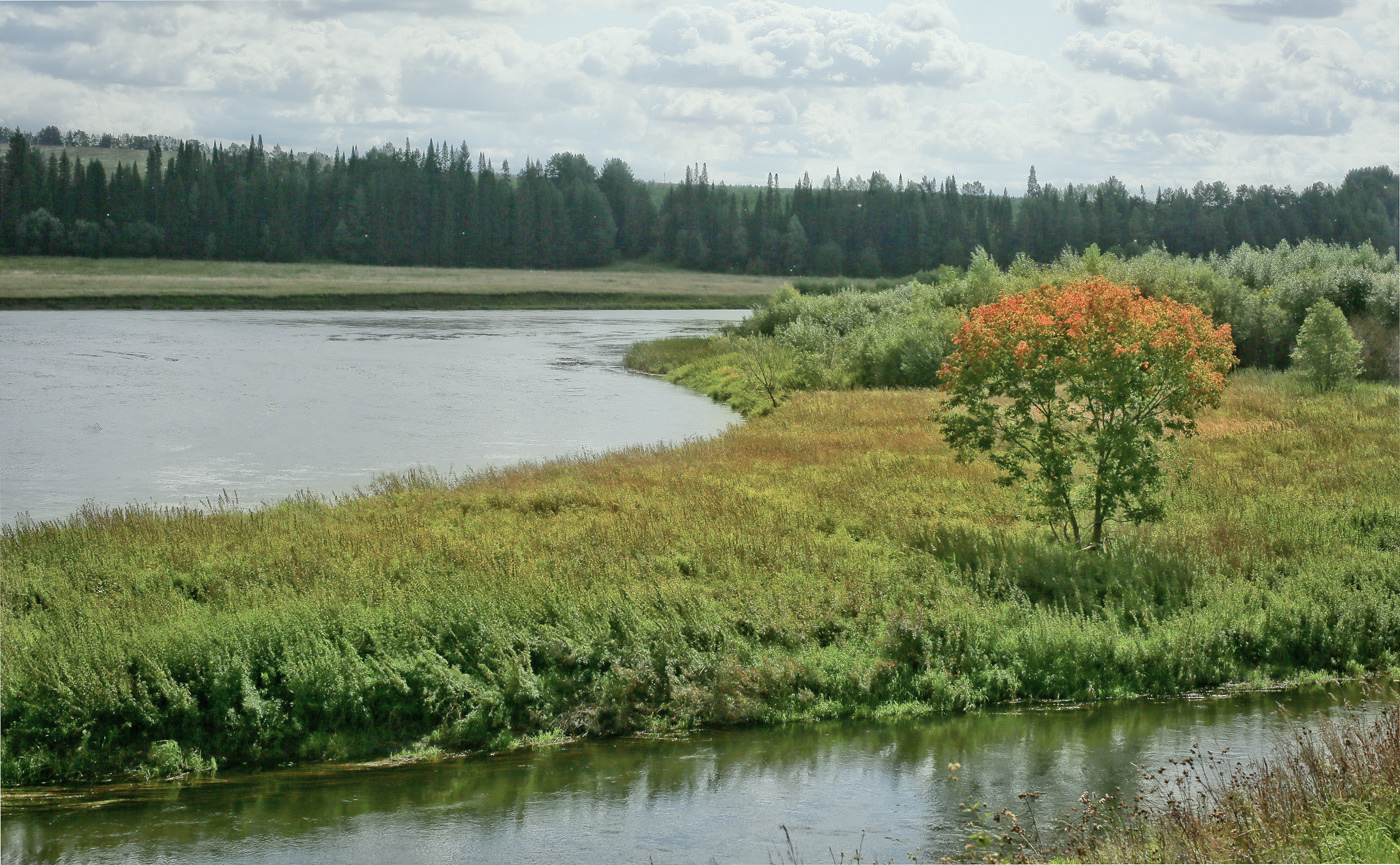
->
left=1, top=0, right=1397, bottom=192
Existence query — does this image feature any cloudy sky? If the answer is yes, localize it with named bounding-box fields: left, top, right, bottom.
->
left=2, top=0, right=1396, bottom=192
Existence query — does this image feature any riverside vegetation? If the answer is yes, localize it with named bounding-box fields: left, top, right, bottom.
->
left=2, top=241, right=1397, bottom=788
left=946, top=699, right=1400, bottom=864
left=628, top=239, right=1397, bottom=414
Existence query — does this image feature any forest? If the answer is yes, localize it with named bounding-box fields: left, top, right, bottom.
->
left=2, top=126, right=1396, bottom=276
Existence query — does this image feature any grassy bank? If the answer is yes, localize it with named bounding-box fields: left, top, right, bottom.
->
left=625, top=334, right=783, bottom=416
left=964, top=700, right=1400, bottom=863
left=0, top=257, right=782, bottom=309
left=2, top=372, right=1398, bottom=787
left=1072, top=704, right=1400, bottom=863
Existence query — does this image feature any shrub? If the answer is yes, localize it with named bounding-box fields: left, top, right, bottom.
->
left=1291, top=301, right=1363, bottom=392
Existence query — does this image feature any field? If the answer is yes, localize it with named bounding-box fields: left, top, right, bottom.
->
left=0, top=257, right=784, bottom=309
left=5, top=143, right=149, bottom=177
left=3, top=366, right=1397, bottom=786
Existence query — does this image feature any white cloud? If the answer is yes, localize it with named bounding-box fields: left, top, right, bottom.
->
left=1062, top=29, right=1185, bottom=80
left=882, top=1, right=959, bottom=32
left=1060, top=23, right=1395, bottom=138
left=624, top=1, right=984, bottom=89
left=289, top=0, right=543, bottom=19
left=1359, top=0, right=1399, bottom=46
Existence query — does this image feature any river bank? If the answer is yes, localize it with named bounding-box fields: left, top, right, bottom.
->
left=0, top=256, right=781, bottom=310
left=3, top=368, right=1397, bottom=787
left=1048, top=697, right=1399, bottom=863
left=3, top=680, right=1393, bottom=864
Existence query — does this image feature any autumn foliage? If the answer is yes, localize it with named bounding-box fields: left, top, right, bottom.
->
left=938, top=278, right=1237, bottom=548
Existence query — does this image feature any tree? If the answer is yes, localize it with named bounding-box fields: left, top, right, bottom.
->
left=16, top=208, right=67, bottom=254
left=937, top=278, right=1237, bottom=549
left=1291, top=301, right=1362, bottom=392
left=729, top=335, right=796, bottom=410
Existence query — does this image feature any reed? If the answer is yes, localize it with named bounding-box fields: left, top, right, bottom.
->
left=986, top=699, right=1400, bottom=864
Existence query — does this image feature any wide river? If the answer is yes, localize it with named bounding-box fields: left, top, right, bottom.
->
left=1, top=309, right=746, bottom=525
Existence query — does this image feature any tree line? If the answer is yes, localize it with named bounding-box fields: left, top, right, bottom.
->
left=2, top=128, right=1396, bottom=275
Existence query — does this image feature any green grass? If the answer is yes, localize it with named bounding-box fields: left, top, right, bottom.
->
left=0, top=256, right=784, bottom=309
left=4, top=143, right=148, bottom=177
left=625, top=335, right=786, bottom=417
left=2, top=371, right=1397, bottom=787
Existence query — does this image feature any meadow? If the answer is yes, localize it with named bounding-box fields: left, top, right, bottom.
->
left=3, top=365, right=1397, bottom=786
left=0, top=256, right=783, bottom=309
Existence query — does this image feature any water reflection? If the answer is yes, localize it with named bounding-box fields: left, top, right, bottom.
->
left=4, top=681, right=1393, bottom=864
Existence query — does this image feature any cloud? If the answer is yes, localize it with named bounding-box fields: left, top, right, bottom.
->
left=1060, top=24, right=1394, bottom=137
left=1055, top=0, right=1360, bottom=25
left=624, top=1, right=983, bottom=89
left=646, top=89, right=798, bottom=125
left=1213, top=0, right=1356, bottom=22
left=1360, top=0, right=1399, bottom=46
left=881, top=1, right=959, bottom=32
left=1273, top=23, right=1398, bottom=100
left=1062, top=29, right=1185, bottom=80
left=288, top=0, right=542, bottom=19
left=1052, top=0, right=1167, bottom=27
left=1167, top=83, right=1352, bottom=135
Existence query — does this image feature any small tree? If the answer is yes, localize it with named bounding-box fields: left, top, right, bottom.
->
left=1291, top=301, right=1363, bottom=392
left=937, top=278, right=1237, bottom=549
left=729, top=335, right=795, bottom=410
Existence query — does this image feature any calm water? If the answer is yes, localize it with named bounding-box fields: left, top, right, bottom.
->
left=3, top=681, right=1393, bottom=864
left=0, top=309, right=746, bottom=525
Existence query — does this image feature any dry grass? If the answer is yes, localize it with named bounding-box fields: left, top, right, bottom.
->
left=0, top=256, right=786, bottom=303
left=7, top=144, right=147, bottom=176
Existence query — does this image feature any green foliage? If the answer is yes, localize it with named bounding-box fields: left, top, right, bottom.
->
left=1292, top=301, right=1364, bottom=392
left=732, top=241, right=1394, bottom=391
left=734, top=278, right=968, bottom=390
left=137, top=740, right=217, bottom=781
left=8, top=124, right=1395, bottom=279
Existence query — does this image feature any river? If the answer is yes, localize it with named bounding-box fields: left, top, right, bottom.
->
left=0, top=309, right=746, bottom=525
left=3, top=680, right=1393, bottom=864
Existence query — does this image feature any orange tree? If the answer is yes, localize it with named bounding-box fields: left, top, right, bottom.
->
left=937, top=277, right=1237, bottom=549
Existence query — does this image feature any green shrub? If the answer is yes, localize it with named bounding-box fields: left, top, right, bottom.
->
left=1292, top=301, right=1363, bottom=392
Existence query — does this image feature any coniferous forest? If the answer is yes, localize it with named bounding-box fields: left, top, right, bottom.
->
left=2, top=128, right=1396, bottom=275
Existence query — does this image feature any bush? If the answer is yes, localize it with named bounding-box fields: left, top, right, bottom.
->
left=1292, top=301, right=1363, bottom=392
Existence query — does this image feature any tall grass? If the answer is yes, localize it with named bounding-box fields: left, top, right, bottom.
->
left=1041, top=702, right=1400, bottom=863
left=3, top=373, right=1397, bottom=786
